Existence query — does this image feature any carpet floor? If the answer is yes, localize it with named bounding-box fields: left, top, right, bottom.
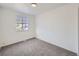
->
left=0, top=38, right=77, bottom=56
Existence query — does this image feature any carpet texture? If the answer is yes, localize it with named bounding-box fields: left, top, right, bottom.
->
left=0, top=38, right=77, bottom=56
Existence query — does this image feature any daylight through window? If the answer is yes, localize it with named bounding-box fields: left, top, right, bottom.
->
left=16, top=16, right=29, bottom=31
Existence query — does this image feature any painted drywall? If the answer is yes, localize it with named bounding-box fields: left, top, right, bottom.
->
left=0, top=8, right=4, bottom=47
left=0, top=7, right=36, bottom=47
left=78, top=8, right=79, bottom=56
left=36, top=5, right=78, bottom=53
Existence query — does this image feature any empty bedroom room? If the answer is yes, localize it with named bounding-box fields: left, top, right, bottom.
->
left=0, top=3, right=78, bottom=56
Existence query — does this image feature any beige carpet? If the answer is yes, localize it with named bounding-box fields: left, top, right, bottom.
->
left=0, top=38, right=77, bottom=56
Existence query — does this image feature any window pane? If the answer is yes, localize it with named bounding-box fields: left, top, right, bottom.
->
left=16, top=24, right=22, bottom=31
left=22, top=18, right=28, bottom=24
left=23, top=19, right=26, bottom=22
left=17, top=20, right=22, bottom=24
left=23, top=27, right=28, bottom=31
left=16, top=16, right=22, bottom=24
left=23, top=24, right=26, bottom=28
left=23, top=24, right=28, bottom=31
left=16, top=16, right=28, bottom=31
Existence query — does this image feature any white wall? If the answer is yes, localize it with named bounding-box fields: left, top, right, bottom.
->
left=0, top=7, right=36, bottom=47
left=0, top=8, right=3, bottom=47
left=78, top=7, right=79, bottom=55
left=36, top=5, right=78, bottom=53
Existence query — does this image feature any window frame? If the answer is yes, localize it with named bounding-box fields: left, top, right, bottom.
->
left=16, top=15, right=29, bottom=32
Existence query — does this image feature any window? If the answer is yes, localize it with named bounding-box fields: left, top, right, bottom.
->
left=16, top=16, right=29, bottom=32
